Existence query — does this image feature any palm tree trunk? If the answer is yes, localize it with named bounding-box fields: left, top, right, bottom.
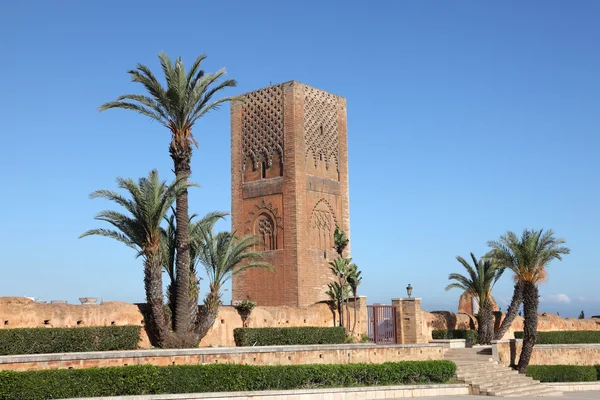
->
left=477, top=298, right=494, bottom=345
left=494, top=280, right=525, bottom=340
left=338, top=300, right=344, bottom=328
left=517, top=282, right=538, bottom=373
left=144, top=255, right=171, bottom=347
left=345, top=299, right=350, bottom=331
left=171, top=144, right=193, bottom=340
left=196, top=291, right=220, bottom=341
left=351, top=294, right=358, bottom=336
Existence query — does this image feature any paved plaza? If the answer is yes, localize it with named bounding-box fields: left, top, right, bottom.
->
left=410, top=392, right=600, bottom=400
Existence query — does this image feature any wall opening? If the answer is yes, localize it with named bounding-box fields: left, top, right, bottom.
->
left=261, top=161, right=267, bottom=179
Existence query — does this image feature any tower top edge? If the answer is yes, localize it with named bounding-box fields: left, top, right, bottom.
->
left=237, top=81, right=345, bottom=99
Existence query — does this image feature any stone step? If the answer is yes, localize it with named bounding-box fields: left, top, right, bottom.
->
left=476, top=378, right=540, bottom=392
left=475, top=377, right=539, bottom=389
left=457, top=369, right=518, bottom=380
left=489, top=383, right=554, bottom=396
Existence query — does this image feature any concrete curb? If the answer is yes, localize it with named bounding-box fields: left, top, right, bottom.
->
left=61, top=383, right=470, bottom=400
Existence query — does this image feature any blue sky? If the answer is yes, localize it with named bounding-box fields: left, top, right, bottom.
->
left=1, top=1, right=598, bottom=317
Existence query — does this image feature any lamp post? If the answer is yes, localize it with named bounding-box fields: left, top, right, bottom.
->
left=406, top=284, right=413, bottom=299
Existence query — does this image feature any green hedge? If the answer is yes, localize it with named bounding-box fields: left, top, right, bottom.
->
left=432, top=329, right=478, bottom=342
left=0, top=361, right=456, bottom=400
left=514, top=330, right=600, bottom=344
left=233, top=327, right=346, bottom=346
left=0, top=326, right=141, bottom=355
left=526, top=365, right=599, bottom=382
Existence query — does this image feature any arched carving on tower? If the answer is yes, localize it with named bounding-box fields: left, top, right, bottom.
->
left=254, top=212, right=276, bottom=251
left=309, top=198, right=338, bottom=249
left=304, top=86, right=339, bottom=180
left=245, top=199, right=283, bottom=250
left=241, top=84, right=284, bottom=181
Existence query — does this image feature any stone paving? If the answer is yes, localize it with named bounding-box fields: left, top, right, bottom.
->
left=406, top=392, right=600, bottom=400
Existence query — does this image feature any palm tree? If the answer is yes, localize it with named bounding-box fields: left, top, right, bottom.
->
left=445, top=253, right=503, bottom=345
left=487, top=229, right=569, bottom=373
left=328, top=257, right=351, bottom=328
left=162, top=210, right=227, bottom=329
left=80, top=170, right=193, bottom=347
left=325, top=281, right=349, bottom=328
left=347, top=263, right=362, bottom=336
left=99, top=53, right=237, bottom=339
left=194, top=229, right=274, bottom=340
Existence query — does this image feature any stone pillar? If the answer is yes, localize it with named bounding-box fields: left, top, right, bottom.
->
left=349, top=295, right=368, bottom=338
left=391, top=298, right=424, bottom=344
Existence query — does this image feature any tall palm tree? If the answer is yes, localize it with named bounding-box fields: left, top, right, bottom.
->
left=487, top=229, right=569, bottom=373
left=445, top=253, right=504, bottom=345
left=162, top=210, right=227, bottom=329
left=80, top=170, right=193, bottom=347
left=195, top=229, right=274, bottom=340
left=99, top=53, right=237, bottom=338
left=347, top=263, right=362, bottom=336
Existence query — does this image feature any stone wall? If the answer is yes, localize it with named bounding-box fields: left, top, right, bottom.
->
left=494, top=339, right=600, bottom=366
left=0, top=343, right=444, bottom=372
left=422, top=310, right=600, bottom=341
left=0, top=296, right=368, bottom=348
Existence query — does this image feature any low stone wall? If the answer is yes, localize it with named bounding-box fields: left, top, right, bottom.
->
left=493, top=339, right=600, bottom=366
left=0, top=297, right=368, bottom=348
left=0, top=343, right=444, bottom=372
left=63, top=384, right=471, bottom=400
left=423, top=310, right=600, bottom=341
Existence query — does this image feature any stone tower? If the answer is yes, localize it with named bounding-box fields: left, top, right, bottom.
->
left=231, top=81, right=350, bottom=307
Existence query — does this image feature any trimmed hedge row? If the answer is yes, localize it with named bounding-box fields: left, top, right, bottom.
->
left=0, top=326, right=141, bottom=355
left=0, top=361, right=457, bottom=400
left=526, top=365, right=600, bottom=382
left=432, top=329, right=478, bottom=342
left=233, top=327, right=346, bottom=346
left=514, top=330, right=600, bottom=344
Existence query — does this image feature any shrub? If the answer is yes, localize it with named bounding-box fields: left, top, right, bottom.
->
left=432, top=329, right=478, bottom=342
left=514, top=331, right=600, bottom=344
left=233, top=300, right=256, bottom=327
left=0, top=361, right=457, bottom=400
left=526, top=365, right=598, bottom=382
left=233, top=327, right=346, bottom=346
left=0, top=326, right=141, bottom=356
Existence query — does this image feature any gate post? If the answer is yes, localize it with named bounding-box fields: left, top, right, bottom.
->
left=391, top=298, right=424, bottom=344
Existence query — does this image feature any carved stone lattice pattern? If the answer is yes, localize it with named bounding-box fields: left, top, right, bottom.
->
left=242, top=85, right=284, bottom=171
left=244, top=199, right=283, bottom=235
left=309, top=198, right=338, bottom=249
left=304, top=86, right=339, bottom=171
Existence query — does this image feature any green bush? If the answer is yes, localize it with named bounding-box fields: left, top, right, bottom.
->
left=0, top=326, right=141, bottom=355
left=432, top=329, right=478, bottom=342
left=526, top=365, right=598, bottom=382
left=514, top=331, right=600, bottom=344
left=233, top=327, right=346, bottom=346
left=0, top=361, right=457, bottom=400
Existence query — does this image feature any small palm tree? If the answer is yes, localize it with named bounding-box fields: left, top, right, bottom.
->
left=325, top=281, right=349, bottom=328
left=100, top=53, right=237, bottom=339
left=162, top=210, right=227, bottom=329
left=347, top=263, right=362, bottom=336
left=328, top=257, right=352, bottom=328
left=487, top=229, right=569, bottom=373
left=445, top=253, right=503, bottom=345
left=80, top=170, right=193, bottom=347
left=194, top=229, right=274, bottom=339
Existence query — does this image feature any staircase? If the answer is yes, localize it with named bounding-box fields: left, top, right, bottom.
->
left=446, top=347, right=562, bottom=397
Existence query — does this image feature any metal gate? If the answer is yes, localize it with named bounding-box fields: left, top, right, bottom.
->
left=367, top=305, right=397, bottom=344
